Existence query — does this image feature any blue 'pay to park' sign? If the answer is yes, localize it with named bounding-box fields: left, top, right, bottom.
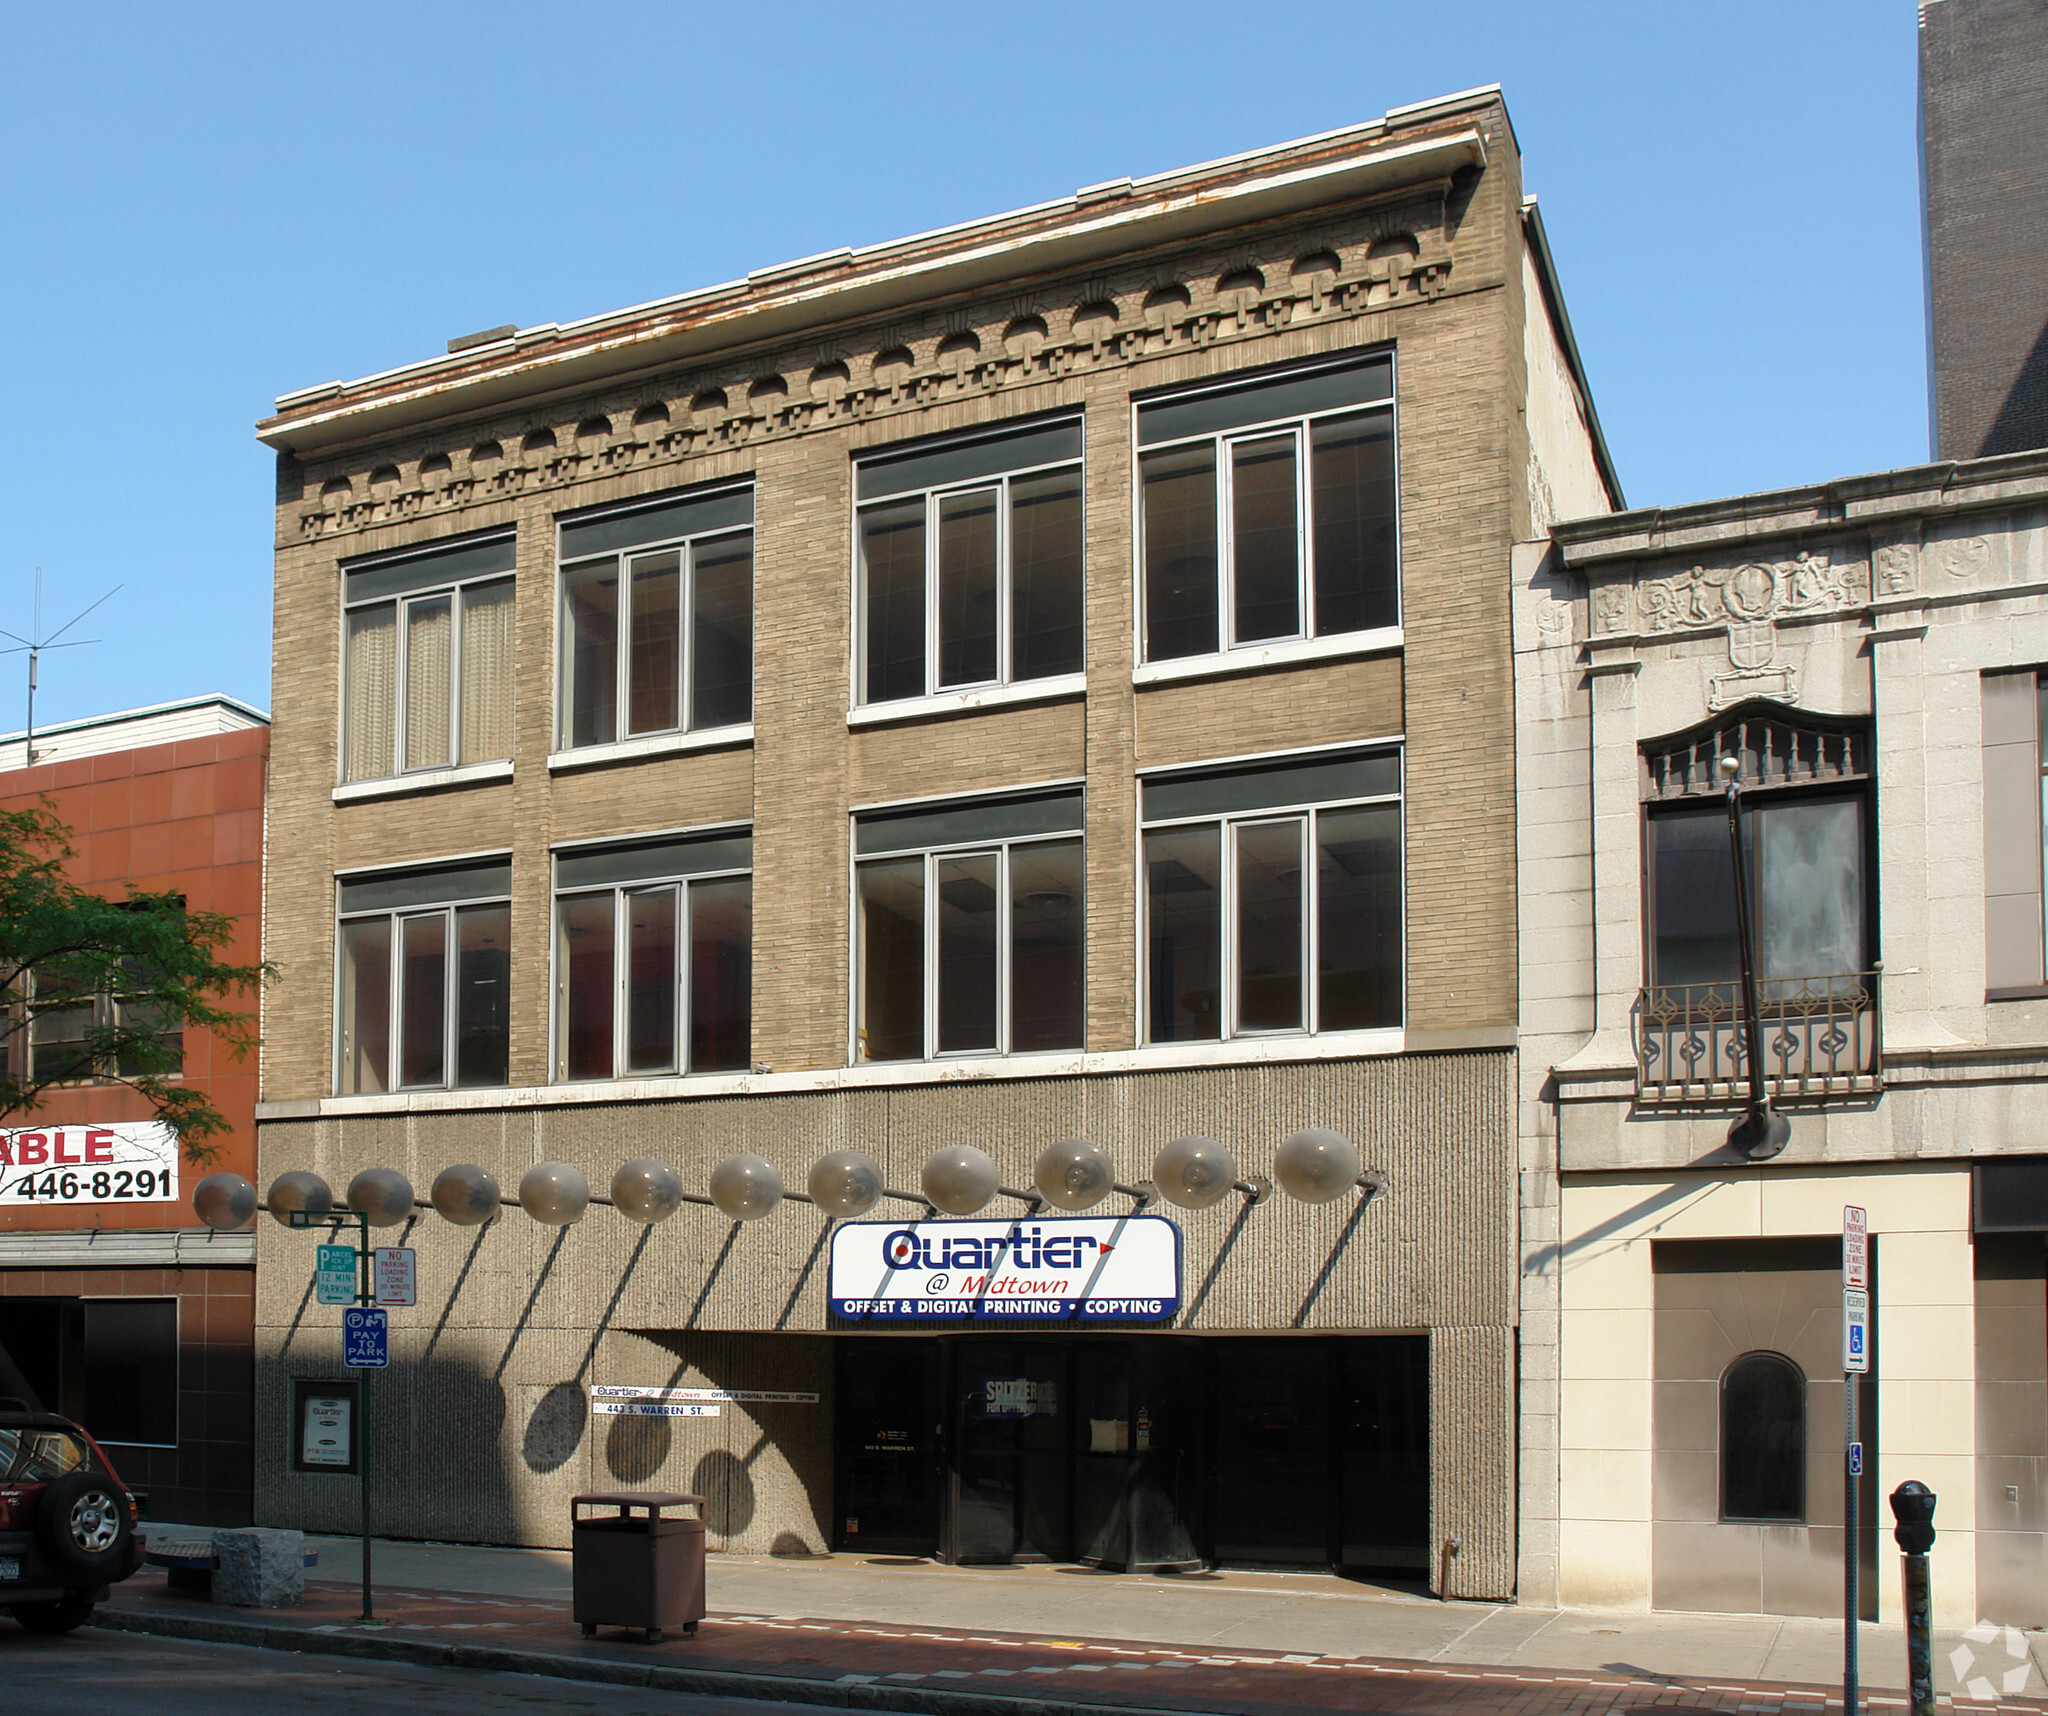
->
left=827, top=1214, right=1181, bottom=1324
left=342, top=1306, right=389, bottom=1368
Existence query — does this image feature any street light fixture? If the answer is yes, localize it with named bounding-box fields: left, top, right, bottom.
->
left=1719, top=752, right=1791, bottom=1161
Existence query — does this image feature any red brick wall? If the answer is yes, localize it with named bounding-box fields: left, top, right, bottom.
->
left=0, top=725, right=266, bottom=1232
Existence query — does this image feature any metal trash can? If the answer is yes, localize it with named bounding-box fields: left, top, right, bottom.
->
left=570, top=1491, right=706, bottom=1642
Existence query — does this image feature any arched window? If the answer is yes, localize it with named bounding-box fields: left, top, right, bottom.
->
left=1720, top=1350, right=1806, bottom=1521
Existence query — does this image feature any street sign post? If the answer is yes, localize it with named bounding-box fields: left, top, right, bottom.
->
left=1844, top=1204, right=1870, bottom=1716
left=295, top=1205, right=387, bottom=1624
left=372, top=1247, right=416, bottom=1308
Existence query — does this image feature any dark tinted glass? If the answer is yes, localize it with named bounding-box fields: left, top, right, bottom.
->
left=1142, top=444, right=1217, bottom=660
left=1010, top=838, right=1083, bottom=1052
left=1311, top=411, right=1398, bottom=634
left=455, top=903, right=511, bottom=1088
left=627, top=551, right=680, bottom=735
left=83, top=1299, right=178, bottom=1446
left=1010, top=469, right=1084, bottom=679
left=936, top=852, right=1000, bottom=1053
left=1650, top=806, right=1738, bottom=987
left=1146, top=825, right=1221, bottom=1042
left=558, top=486, right=753, bottom=559
left=861, top=498, right=927, bottom=703
left=855, top=790, right=1082, bottom=857
left=344, top=533, right=515, bottom=605
left=1317, top=803, right=1403, bottom=1029
left=856, top=421, right=1082, bottom=501
left=338, top=860, right=511, bottom=915
left=555, top=834, right=750, bottom=890
left=688, top=875, right=751, bottom=1073
left=690, top=536, right=753, bottom=729
left=1143, top=750, right=1398, bottom=823
left=1720, top=1351, right=1805, bottom=1521
left=1975, top=1158, right=2048, bottom=1234
left=1136, top=355, right=1392, bottom=446
left=937, top=489, right=999, bottom=688
left=1231, top=435, right=1300, bottom=644
left=857, top=857, right=924, bottom=1062
left=558, top=893, right=614, bottom=1081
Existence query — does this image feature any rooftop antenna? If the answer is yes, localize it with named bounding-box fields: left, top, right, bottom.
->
left=0, top=572, right=121, bottom=766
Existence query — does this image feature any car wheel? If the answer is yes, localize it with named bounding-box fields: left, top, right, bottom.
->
left=11, top=1592, right=95, bottom=1635
left=32, top=1471, right=133, bottom=1580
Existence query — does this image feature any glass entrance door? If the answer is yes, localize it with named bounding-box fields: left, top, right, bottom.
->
left=948, top=1343, right=1069, bottom=1562
left=833, top=1338, right=939, bottom=1555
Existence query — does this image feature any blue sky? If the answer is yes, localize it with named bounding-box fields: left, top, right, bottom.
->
left=0, top=2, right=1922, bottom=727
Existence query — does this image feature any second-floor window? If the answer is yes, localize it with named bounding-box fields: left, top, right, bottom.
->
left=857, top=420, right=1084, bottom=705
left=1139, top=352, right=1397, bottom=663
left=557, top=486, right=754, bottom=751
left=854, top=787, right=1084, bottom=1061
left=336, top=858, right=511, bottom=1094
left=1982, top=668, right=2048, bottom=994
left=3, top=958, right=184, bottom=1084
left=554, top=829, right=751, bottom=1080
left=1142, top=747, right=1402, bottom=1043
left=342, top=534, right=516, bottom=783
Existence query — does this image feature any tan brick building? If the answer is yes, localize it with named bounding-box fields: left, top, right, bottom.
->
left=252, top=88, right=1615, bottom=1588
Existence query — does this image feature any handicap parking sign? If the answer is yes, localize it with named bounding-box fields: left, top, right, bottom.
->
left=342, top=1306, right=388, bottom=1369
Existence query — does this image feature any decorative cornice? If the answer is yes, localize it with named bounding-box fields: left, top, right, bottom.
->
left=285, top=200, right=1462, bottom=549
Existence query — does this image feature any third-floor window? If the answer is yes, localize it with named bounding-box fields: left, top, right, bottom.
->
left=856, top=420, right=1084, bottom=706
left=557, top=485, right=754, bottom=752
left=1138, top=352, right=1397, bottom=664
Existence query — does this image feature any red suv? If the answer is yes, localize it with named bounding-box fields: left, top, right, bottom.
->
left=0, top=1399, right=143, bottom=1634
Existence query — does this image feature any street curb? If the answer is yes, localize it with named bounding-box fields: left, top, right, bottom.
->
left=90, top=1607, right=1207, bottom=1716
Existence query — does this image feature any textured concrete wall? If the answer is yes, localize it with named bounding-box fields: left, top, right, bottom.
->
left=254, top=1049, right=1516, bottom=1577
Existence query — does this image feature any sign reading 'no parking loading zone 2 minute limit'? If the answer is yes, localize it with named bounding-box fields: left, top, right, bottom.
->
left=828, top=1214, right=1181, bottom=1323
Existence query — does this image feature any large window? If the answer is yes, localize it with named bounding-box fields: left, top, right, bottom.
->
left=557, top=486, right=753, bottom=751
left=336, top=859, right=511, bottom=1094
left=854, top=788, right=1084, bottom=1061
left=1720, top=1350, right=1805, bottom=1522
left=1643, top=710, right=1873, bottom=993
left=857, top=421, right=1084, bottom=705
left=3, top=956, right=184, bottom=1085
left=554, top=830, right=751, bottom=1080
left=1142, top=748, right=1402, bottom=1044
left=1138, top=354, right=1396, bottom=663
left=342, top=534, right=515, bottom=783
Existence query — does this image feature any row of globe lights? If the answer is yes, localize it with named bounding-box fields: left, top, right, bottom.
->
left=191, top=1130, right=1385, bottom=1232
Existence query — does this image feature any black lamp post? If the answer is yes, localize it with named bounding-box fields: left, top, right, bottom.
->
left=1720, top=753, right=1790, bottom=1160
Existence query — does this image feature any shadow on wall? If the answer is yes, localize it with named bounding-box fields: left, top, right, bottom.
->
left=1980, top=314, right=2048, bottom=459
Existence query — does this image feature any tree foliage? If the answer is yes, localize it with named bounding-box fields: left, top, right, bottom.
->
left=0, top=803, right=273, bottom=1165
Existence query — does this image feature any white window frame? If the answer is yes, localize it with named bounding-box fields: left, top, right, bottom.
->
left=1136, top=744, right=1405, bottom=1045
left=553, top=513, right=754, bottom=754
left=332, top=860, right=512, bottom=1095
left=549, top=845, right=753, bottom=1082
left=340, top=569, right=514, bottom=785
left=1132, top=353, right=1400, bottom=666
left=848, top=785, right=1086, bottom=1064
left=852, top=431, right=1085, bottom=708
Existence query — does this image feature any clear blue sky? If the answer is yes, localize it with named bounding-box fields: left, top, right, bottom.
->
left=0, top=1, right=1923, bottom=728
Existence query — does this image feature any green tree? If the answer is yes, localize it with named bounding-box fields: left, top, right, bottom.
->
left=0, top=803, right=272, bottom=1165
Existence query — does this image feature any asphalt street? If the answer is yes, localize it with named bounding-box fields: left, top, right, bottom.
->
left=0, top=1626, right=844, bottom=1716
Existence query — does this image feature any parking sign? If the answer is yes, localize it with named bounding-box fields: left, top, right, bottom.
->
left=343, top=1306, right=388, bottom=1368
left=316, top=1244, right=356, bottom=1306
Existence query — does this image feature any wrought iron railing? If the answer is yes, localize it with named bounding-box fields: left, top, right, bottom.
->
left=1635, top=970, right=1881, bottom=1105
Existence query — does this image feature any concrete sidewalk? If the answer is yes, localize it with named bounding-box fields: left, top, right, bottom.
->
left=180, top=1528, right=2048, bottom=1702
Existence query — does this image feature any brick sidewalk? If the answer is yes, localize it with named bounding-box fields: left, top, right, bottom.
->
left=94, top=1568, right=2045, bottom=1716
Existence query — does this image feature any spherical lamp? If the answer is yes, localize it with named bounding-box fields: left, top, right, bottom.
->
left=1273, top=1128, right=1365, bottom=1205
left=611, top=1158, right=684, bottom=1225
left=708, top=1153, right=784, bottom=1221
left=1151, top=1136, right=1239, bottom=1210
left=431, top=1163, right=502, bottom=1226
left=922, top=1145, right=998, bottom=1217
left=1033, top=1140, right=1112, bottom=1212
left=518, top=1162, right=589, bottom=1226
left=806, top=1149, right=884, bottom=1219
left=265, top=1169, right=333, bottom=1228
left=192, top=1171, right=257, bottom=1231
left=346, top=1167, right=416, bottom=1229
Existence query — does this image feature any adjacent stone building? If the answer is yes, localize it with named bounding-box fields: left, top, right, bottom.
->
left=253, top=88, right=1616, bottom=1585
left=1515, top=446, right=2048, bottom=1625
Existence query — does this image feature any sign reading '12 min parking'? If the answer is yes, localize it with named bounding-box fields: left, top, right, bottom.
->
left=828, top=1215, right=1181, bottom=1323
left=0, top=1121, right=180, bottom=1207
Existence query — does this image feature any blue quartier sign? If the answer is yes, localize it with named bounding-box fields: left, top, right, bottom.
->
left=827, top=1214, right=1181, bottom=1324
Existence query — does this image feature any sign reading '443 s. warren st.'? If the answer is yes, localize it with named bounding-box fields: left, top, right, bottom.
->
left=829, top=1215, right=1181, bottom=1324
left=0, top=1120, right=180, bottom=1207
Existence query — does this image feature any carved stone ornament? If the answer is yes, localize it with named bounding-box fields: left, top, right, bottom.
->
left=1874, top=539, right=1918, bottom=597
left=1939, top=535, right=1990, bottom=582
